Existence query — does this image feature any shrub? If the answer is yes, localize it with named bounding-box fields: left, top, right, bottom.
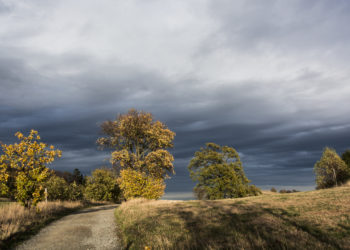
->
left=248, top=185, right=262, bottom=196
left=68, top=182, right=84, bottom=201
left=45, top=176, right=70, bottom=201
left=341, top=149, right=350, bottom=168
left=270, top=187, right=277, bottom=192
left=279, top=189, right=299, bottom=194
left=118, top=169, right=165, bottom=200
left=84, top=168, right=121, bottom=202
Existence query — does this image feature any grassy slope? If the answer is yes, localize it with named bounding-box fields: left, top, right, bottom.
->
left=115, top=185, right=350, bottom=250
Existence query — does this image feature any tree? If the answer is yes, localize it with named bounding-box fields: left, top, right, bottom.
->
left=52, top=168, right=85, bottom=185
left=0, top=130, right=62, bottom=207
left=188, top=143, right=261, bottom=200
left=45, top=175, right=70, bottom=201
left=53, top=170, right=74, bottom=183
left=72, top=168, right=84, bottom=185
left=97, top=109, right=175, bottom=200
left=342, top=150, right=350, bottom=168
left=314, top=147, right=350, bottom=189
left=341, top=149, right=350, bottom=184
left=84, top=168, right=121, bottom=202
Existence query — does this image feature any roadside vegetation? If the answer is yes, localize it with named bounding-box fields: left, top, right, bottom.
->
left=0, top=200, right=103, bottom=249
left=84, top=168, right=121, bottom=202
left=115, top=183, right=350, bottom=250
left=0, top=198, right=12, bottom=207
left=0, top=130, right=62, bottom=207
left=0, top=130, right=122, bottom=248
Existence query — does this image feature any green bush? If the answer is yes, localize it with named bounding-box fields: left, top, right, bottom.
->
left=84, top=168, right=121, bottom=202
left=68, top=182, right=84, bottom=201
left=188, top=143, right=261, bottom=200
left=341, top=150, right=350, bottom=180
left=248, top=185, right=262, bottom=196
left=314, top=147, right=350, bottom=189
left=45, top=175, right=70, bottom=201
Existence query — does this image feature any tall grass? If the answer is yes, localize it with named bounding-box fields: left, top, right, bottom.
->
left=115, top=186, right=350, bottom=249
left=0, top=201, right=87, bottom=248
left=0, top=198, right=13, bottom=208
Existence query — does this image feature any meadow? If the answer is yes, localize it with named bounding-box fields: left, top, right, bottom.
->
left=0, top=198, right=12, bottom=208
left=115, top=183, right=350, bottom=249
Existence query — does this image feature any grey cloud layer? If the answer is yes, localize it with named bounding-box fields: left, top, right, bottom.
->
left=1, top=0, right=350, bottom=193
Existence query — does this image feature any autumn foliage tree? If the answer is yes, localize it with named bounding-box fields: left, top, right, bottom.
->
left=97, top=109, right=175, bottom=200
left=0, top=130, right=62, bottom=207
left=188, top=143, right=261, bottom=200
left=314, top=147, right=350, bottom=189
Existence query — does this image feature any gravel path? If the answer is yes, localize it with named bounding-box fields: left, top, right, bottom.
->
left=16, top=204, right=121, bottom=250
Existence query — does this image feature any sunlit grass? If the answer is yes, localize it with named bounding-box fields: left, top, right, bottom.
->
left=115, top=185, right=350, bottom=249
left=0, top=198, right=13, bottom=208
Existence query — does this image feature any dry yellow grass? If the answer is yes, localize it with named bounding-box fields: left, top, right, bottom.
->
left=0, top=200, right=88, bottom=248
left=115, top=186, right=350, bottom=249
left=343, top=180, right=350, bottom=187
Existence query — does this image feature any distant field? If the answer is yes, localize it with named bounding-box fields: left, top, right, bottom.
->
left=115, top=184, right=350, bottom=249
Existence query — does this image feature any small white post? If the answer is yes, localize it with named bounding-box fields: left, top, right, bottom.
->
left=45, top=188, right=48, bottom=203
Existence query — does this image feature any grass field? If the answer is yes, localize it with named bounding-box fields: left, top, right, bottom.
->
left=0, top=198, right=13, bottom=208
left=115, top=184, right=350, bottom=249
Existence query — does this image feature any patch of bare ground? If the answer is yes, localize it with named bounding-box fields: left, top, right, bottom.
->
left=115, top=185, right=350, bottom=249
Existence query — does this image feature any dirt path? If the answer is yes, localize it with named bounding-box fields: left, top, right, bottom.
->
left=16, top=204, right=121, bottom=250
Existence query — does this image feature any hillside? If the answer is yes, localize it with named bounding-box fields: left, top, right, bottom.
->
left=115, top=185, right=350, bottom=249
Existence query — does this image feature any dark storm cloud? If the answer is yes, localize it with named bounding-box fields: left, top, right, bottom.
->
left=1, top=0, right=350, bottom=197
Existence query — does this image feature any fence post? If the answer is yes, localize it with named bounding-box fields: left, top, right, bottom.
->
left=45, top=188, right=48, bottom=203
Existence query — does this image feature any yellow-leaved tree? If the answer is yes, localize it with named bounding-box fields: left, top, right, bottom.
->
left=97, top=109, right=175, bottom=200
left=0, top=130, right=62, bottom=207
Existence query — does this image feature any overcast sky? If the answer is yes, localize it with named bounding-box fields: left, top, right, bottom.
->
left=1, top=0, right=350, bottom=199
